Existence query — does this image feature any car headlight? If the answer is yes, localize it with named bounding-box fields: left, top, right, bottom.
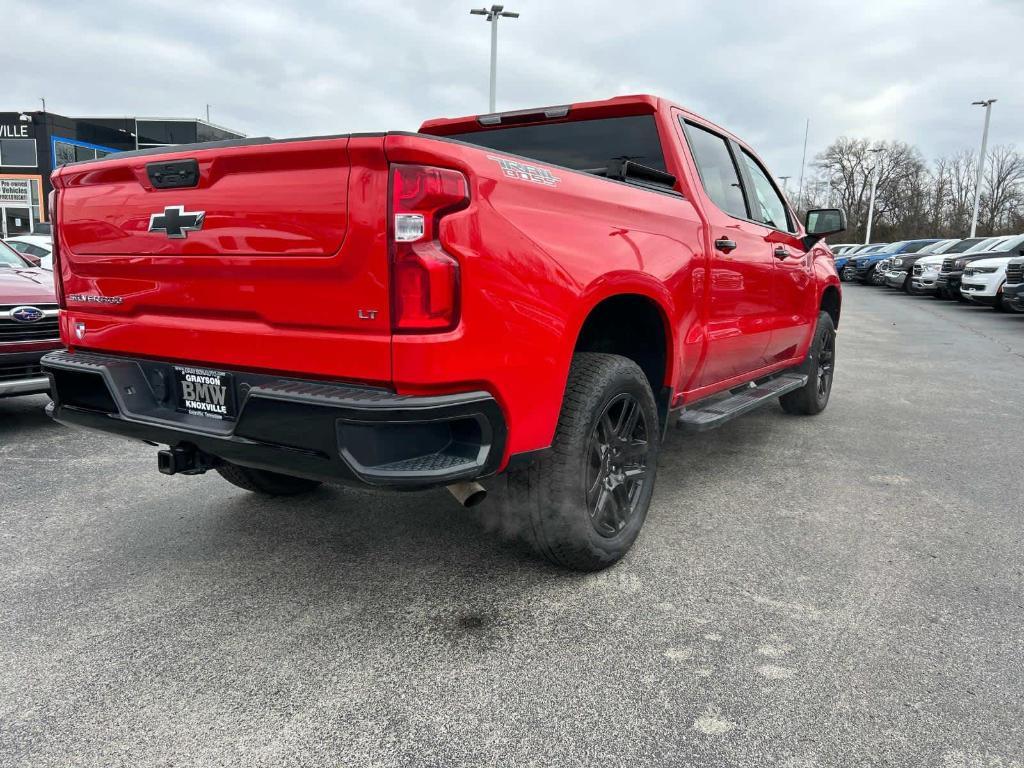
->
left=894, top=258, right=903, bottom=267
left=972, top=266, right=998, bottom=274
left=955, top=259, right=966, bottom=269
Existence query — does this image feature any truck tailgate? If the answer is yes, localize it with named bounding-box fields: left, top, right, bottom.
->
left=53, top=136, right=392, bottom=384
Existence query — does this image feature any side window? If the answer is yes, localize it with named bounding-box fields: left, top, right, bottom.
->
left=681, top=120, right=748, bottom=219
left=739, top=150, right=793, bottom=232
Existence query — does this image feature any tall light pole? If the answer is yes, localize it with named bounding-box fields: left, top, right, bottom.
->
left=796, top=117, right=810, bottom=208
left=778, top=175, right=792, bottom=199
left=470, top=5, right=520, bottom=113
left=864, top=147, right=884, bottom=245
left=969, top=98, right=996, bottom=238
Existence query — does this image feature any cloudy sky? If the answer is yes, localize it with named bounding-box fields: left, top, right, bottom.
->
left=8, top=0, right=1022, bottom=181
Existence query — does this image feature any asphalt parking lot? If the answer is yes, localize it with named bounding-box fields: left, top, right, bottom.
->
left=2, top=286, right=1023, bottom=767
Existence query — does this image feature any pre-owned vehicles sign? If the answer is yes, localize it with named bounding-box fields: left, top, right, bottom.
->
left=0, top=178, right=31, bottom=204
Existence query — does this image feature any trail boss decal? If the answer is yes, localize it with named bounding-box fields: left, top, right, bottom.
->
left=174, top=366, right=235, bottom=420
left=487, top=155, right=561, bottom=187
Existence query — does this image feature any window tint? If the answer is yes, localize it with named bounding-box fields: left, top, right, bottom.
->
left=445, top=115, right=666, bottom=172
left=136, top=120, right=197, bottom=146
left=682, top=121, right=747, bottom=218
left=902, top=241, right=933, bottom=254
left=0, top=138, right=37, bottom=167
left=739, top=150, right=792, bottom=232
left=24, top=243, right=49, bottom=257
left=946, top=238, right=980, bottom=253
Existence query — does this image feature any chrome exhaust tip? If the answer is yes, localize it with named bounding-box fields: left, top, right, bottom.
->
left=447, top=481, right=487, bottom=508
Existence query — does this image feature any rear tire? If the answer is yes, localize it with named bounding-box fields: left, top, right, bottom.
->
left=780, top=311, right=836, bottom=416
left=216, top=462, right=322, bottom=496
left=500, top=353, right=659, bottom=571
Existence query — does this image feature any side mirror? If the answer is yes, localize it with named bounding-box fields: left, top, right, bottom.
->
left=805, top=208, right=846, bottom=239
left=803, top=208, right=846, bottom=251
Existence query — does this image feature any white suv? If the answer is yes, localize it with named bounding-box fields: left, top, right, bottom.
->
left=960, top=234, right=1024, bottom=310
left=910, top=236, right=1007, bottom=295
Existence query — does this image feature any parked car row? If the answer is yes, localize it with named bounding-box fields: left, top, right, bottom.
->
left=832, top=234, right=1024, bottom=312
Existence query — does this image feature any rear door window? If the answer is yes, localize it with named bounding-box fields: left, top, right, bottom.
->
left=680, top=121, right=748, bottom=219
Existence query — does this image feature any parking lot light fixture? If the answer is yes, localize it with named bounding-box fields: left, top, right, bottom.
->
left=969, top=99, right=996, bottom=238
left=470, top=5, right=520, bottom=113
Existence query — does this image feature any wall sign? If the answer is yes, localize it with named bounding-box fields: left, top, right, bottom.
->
left=0, top=124, right=30, bottom=138
left=0, top=178, right=31, bottom=204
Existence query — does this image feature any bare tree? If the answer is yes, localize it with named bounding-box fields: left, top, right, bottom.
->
left=800, top=138, right=1024, bottom=241
left=980, top=144, right=1024, bottom=233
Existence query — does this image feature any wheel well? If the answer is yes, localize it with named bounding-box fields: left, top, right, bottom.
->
left=821, top=286, right=841, bottom=329
left=575, top=294, right=669, bottom=402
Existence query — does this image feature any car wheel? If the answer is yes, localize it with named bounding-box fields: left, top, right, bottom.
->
left=993, top=288, right=1007, bottom=312
left=215, top=462, right=323, bottom=496
left=500, top=353, right=659, bottom=571
left=780, top=311, right=836, bottom=416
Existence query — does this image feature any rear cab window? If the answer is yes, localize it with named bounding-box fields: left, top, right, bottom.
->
left=444, top=115, right=668, bottom=174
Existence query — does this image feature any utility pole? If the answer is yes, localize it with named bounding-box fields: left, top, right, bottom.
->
left=969, top=99, right=996, bottom=237
left=40, top=97, right=46, bottom=112
left=205, top=104, right=211, bottom=122
left=797, top=117, right=810, bottom=209
left=864, top=147, right=884, bottom=245
left=470, top=5, right=520, bottom=112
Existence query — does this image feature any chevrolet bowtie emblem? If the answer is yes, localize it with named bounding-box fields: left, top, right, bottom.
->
left=149, top=205, right=205, bottom=238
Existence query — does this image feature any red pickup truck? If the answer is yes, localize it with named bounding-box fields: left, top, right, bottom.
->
left=43, top=94, right=844, bottom=570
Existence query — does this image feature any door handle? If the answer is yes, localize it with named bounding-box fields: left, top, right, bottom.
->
left=714, top=237, right=737, bottom=253
left=774, top=246, right=790, bottom=260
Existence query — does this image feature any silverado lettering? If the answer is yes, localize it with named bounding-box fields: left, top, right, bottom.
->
left=43, top=94, right=845, bottom=571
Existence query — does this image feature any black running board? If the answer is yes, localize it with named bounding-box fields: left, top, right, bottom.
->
left=676, top=373, right=808, bottom=432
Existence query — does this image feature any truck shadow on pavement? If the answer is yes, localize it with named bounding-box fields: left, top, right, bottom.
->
left=0, top=395, right=60, bottom=439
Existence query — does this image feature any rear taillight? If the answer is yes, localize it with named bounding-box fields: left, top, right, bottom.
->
left=389, top=164, right=469, bottom=332
left=47, top=190, right=66, bottom=309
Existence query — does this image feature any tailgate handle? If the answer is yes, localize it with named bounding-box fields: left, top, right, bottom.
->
left=147, top=159, right=199, bottom=189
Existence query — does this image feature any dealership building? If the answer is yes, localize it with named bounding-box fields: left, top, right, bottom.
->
left=0, top=111, right=245, bottom=238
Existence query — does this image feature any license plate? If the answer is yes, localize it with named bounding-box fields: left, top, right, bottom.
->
left=173, top=365, right=236, bottom=420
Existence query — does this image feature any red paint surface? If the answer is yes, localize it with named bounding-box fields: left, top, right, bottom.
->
left=51, top=95, right=839, bottom=465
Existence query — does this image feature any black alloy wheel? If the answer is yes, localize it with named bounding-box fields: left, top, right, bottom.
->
left=816, top=325, right=836, bottom=400
left=585, top=393, right=650, bottom=538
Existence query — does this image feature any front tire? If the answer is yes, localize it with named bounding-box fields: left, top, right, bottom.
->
left=216, top=462, right=322, bottom=496
left=993, top=288, right=1007, bottom=312
left=500, top=353, right=659, bottom=571
left=780, top=311, right=836, bottom=416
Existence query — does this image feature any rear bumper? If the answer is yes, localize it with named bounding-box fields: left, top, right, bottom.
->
left=0, top=348, right=54, bottom=398
left=42, top=349, right=507, bottom=489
